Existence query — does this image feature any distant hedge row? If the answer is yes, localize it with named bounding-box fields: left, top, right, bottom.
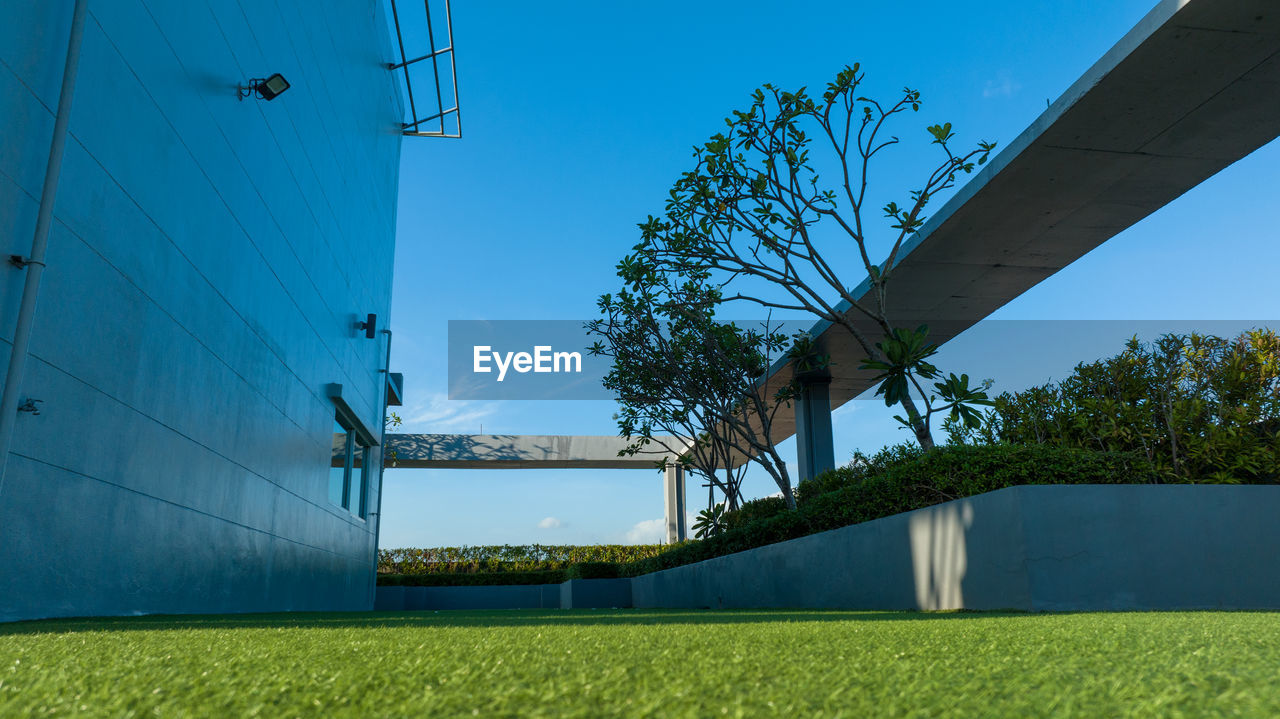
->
left=377, top=544, right=666, bottom=575
left=378, top=570, right=566, bottom=587
left=377, top=562, right=627, bottom=587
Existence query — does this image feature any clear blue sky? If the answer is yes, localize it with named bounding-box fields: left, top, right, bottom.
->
left=378, top=0, right=1280, bottom=548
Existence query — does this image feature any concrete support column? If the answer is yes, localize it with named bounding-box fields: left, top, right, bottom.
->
left=663, top=463, right=687, bottom=544
left=795, top=375, right=835, bottom=483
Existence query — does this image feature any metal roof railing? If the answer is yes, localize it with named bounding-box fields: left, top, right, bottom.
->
left=388, top=0, right=460, bottom=138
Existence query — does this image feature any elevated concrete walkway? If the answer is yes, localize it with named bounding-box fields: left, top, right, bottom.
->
left=385, top=434, right=682, bottom=469
left=385, top=434, right=693, bottom=542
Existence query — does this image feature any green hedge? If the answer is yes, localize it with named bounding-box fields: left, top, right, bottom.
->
left=989, top=329, right=1280, bottom=483
left=722, top=496, right=788, bottom=531
left=620, top=444, right=1158, bottom=577
left=376, top=563, right=629, bottom=587
left=378, top=544, right=666, bottom=575
left=377, top=570, right=566, bottom=587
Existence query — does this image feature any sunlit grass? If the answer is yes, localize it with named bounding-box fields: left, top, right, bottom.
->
left=1, top=609, right=1277, bottom=717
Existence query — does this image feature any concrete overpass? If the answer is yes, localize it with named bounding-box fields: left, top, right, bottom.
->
left=385, top=434, right=694, bottom=542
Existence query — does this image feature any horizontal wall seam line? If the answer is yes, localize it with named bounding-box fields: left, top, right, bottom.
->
left=207, top=1, right=386, bottom=308
left=134, top=0, right=387, bottom=401
left=10, top=452, right=373, bottom=559
left=84, top=12, right=376, bottom=415
left=0, top=54, right=57, bottom=119
left=22, top=351, right=375, bottom=534
left=0, top=161, right=333, bottom=460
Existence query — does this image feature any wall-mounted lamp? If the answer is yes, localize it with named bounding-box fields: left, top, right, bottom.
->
left=356, top=313, right=377, bottom=339
left=237, top=73, right=291, bottom=101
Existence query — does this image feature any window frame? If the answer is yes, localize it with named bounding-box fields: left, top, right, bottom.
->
left=330, top=415, right=372, bottom=520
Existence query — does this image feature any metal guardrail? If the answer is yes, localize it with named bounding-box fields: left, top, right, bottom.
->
left=388, top=0, right=460, bottom=138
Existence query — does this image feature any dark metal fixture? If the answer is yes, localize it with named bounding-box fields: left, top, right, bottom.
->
left=238, top=73, right=291, bottom=101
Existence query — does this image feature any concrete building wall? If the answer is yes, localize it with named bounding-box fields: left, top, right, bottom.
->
left=0, top=0, right=403, bottom=621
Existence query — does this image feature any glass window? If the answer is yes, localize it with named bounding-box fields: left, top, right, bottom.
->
left=329, top=420, right=353, bottom=508
left=353, top=446, right=372, bottom=519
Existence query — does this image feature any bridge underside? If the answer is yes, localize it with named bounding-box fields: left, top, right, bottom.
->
left=385, top=434, right=692, bottom=542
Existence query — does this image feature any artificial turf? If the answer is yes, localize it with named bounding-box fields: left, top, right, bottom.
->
left=1, top=609, right=1277, bottom=717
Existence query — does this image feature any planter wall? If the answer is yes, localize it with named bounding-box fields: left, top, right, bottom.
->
left=560, top=578, right=632, bottom=609
left=632, top=485, right=1280, bottom=611
left=374, top=584, right=561, bottom=611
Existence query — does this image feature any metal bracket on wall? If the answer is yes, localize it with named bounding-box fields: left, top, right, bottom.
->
left=388, top=0, right=461, bottom=138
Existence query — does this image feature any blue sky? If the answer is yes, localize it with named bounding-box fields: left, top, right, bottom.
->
left=377, top=0, right=1280, bottom=548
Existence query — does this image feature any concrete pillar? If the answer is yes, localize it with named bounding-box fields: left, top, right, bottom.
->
left=663, top=463, right=687, bottom=544
left=795, top=375, right=835, bottom=482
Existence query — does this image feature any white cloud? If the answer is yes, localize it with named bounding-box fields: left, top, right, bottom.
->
left=982, top=71, right=1022, bottom=99
left=397, top=392, right=499, bottom=434
left=624, top=518, right=665, bottom=544
left=537, top=516, right=564, bottom=529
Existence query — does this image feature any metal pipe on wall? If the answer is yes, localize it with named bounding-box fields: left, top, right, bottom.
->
left=0, top=0, right=90, bottom=495
left=370, top=327, right=393, bottom=602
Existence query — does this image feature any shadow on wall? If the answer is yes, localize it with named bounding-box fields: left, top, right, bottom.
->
left=908, top=501, right=974, bottom=611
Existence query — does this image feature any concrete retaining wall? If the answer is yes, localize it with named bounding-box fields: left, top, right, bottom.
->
left=374, top=486, right=1280, bottom=613
left=560, top=578, right=632, bottom=609
left=374, top=578, right=636, bottom=611
left=374, top=584, right=562, bottom=611
left=632, top=485, right=1280, bottom=611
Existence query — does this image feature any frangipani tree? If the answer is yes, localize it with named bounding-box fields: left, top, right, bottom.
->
left=587, top=257, right=801, bottom=509
left=634, top=64, right=995, bottom=448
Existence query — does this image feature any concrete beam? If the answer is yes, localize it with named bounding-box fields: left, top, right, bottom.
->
left=384, top=434, right=685, bottom=470
left=387, top=433, right=692, bottom=541
left=753, top=0, right=1280, bottom=447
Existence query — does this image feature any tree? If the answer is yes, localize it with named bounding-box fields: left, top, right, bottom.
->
left=692, top=503, right=728, bottom=539
left=632, top=64, right=995, bottom=448
left=587, top=256, right=802, bottom=509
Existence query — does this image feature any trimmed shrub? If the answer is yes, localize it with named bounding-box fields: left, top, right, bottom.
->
left=378, top=544, right=667, bottom=575
left=991, top=329, right=1280, bottom=483
left=722, top=495, right=788, bottom=530
left=793, top=442, right=925, bottom=504
left=377, top=570, right=566, bottom=587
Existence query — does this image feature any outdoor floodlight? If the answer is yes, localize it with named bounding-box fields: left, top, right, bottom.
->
left=238, top=73, right=291, bottom=101
left=357, top=313, right=377, bottom=339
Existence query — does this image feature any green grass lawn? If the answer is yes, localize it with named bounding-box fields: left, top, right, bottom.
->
left=1, top=609, right=1277, bottom=717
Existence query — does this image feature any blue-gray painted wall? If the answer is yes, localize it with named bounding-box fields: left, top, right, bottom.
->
left=373, top=579, right=633, bottom=611
left=630, top=485, right=1280, bottom=611
left=0, top=1, right=403, bottom=621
